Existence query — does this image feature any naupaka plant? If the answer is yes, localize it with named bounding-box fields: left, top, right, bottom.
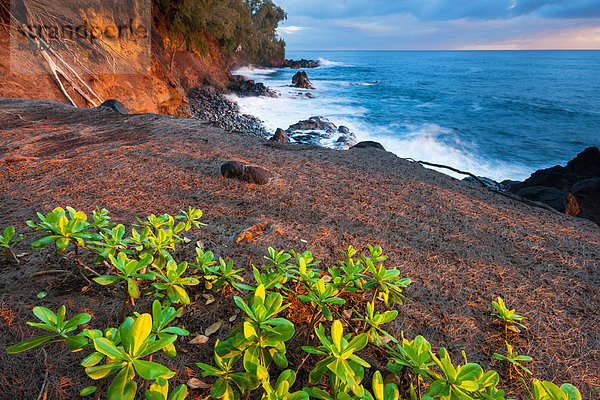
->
left=6, top=305, right=91, bottom=354
left=494, top=341, right=532, bottom=377
left=217, top=285, right=295, bottom=377
left=27, top=207, right=102, bottom=254
left=302, top=320, right=370, bottom=398
left=492, top=297, right=527, bottom=333
left=81, top=313, right=178, bottom=399
left=0, top=225, right=22, bottom=263
left=150, top=260, right=200, bottom=306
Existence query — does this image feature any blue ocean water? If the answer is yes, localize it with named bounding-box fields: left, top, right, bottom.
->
left=230, top=50, right=600, bottom=181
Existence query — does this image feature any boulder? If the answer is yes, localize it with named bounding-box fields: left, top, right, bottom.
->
left=287, top=117, right=336, bottom=133
left=98, top=99, right=128, bottom=114
left=292, top=71, right=314, bottom=89
left=351, top=141, right=386, bottom=151
left=515, top=186, right=568, bottom=213
left=270, top=128, right=289, bottom=143
left=509, top=147, right=600, bottom=224
left=227, top=77, right=277, bottom=97
left=282, top=59, right=319, bottom=69
left=221, top=161, right=273, bottom=185
left=338, top=126, right=351, bottom=134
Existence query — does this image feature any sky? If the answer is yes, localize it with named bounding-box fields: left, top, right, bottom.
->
left=275, top=0, right=600, bottom=50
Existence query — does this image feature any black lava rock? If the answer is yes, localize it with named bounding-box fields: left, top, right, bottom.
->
left=351, top=141, right=386, bottom=151
left=99, top=99, right=128, bottom=114
left=270, top=128, right=289, bottom=143
left=221, top=161, right=273, bottom=185
left=292, top=71, right=314, bottom=89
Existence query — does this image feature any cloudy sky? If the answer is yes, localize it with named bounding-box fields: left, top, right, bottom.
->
left=275, top=0, right=600, bottom=50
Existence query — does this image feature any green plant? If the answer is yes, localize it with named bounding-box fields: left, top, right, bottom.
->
left=353, top=302, right=397, bottom=346
left=27, top=207, right=101, bottom=254
left=6, top=305, right=91, bottom=353
left=0, top=225, right=22, bottom=262
left=262, top=370, right=308, bottom=400
left=427, top=348, right=503, bottom=400
left=302, top=320, right=370, bottom=398
left=197, top=344, right=260, bottom=400
left=494, top=341, right=532, bottom=376
left=82, top=313, right=177, bottom=399
left=364, top=260, right=411, bottom=309
left=370, top=371, right=400, bottom=400
left=297, top=278, right=345, bottom=322
left=203, top=257, right=245, bottom=291
left=145, top=377, right=188, bottom=400
left=94, top=253, right=155, bottom=301
left=149, top=300, right=190, bottom=358
left=150, top=260, right=199, bottom=306
left=218, top=285, right=294, bottom=376
left=176, top=206, right=206, bottom=231
left=492, top=297, right=527, bottom=332
left=90, top=224, right=132, bottom=259
left=528, top=380, right=581, bottom=400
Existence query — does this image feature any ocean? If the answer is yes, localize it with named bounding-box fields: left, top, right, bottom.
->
left=229, top=50, right=600, bottom=182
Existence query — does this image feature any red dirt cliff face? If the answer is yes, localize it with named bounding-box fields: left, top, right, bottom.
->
left=0, top=0, right=232, bottom=115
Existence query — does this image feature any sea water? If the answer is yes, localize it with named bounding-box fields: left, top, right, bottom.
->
left=229, top=50, right=600, bottom=181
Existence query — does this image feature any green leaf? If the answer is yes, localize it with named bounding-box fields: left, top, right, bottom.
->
left=560, top=384, right=581, bottom=400
left=161, top=327, right=189, bottom=336
left=138, top=334, right=177, bottom=358
left=66, top=335, right=89, bottom=350
left=167, top=385, right=188, bottom=400
left=131, top=314, right=152, bottom=356
left=31, top=235, right=60, bottom=249
left=127, top=278, right=141, bottom=299
left=80, top=386, right=97, bottom=396
left=36, top=291, right=48, bottom=299
left=6, top=334, right=56, bottom=353
left=81, top=352, right=105, bottom=367
left=63, top=313, right=92, bottom=332
left=107, top=363, right=136, bottom=400
left=133, top=360, right=173, bottom=380
left=94, top=338, right=127, bottom=360
left=93, top=275, right=123, bottom=285
left=86, top=361, right=127, bottom=380
left=33, top=307, right=57, bottom=326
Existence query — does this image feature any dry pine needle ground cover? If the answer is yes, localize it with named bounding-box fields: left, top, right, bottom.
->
left=0, top=98, right=599, bottom=399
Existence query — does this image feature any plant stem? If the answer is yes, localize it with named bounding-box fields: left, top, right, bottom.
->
left=122, top=295, right=130, bottom=322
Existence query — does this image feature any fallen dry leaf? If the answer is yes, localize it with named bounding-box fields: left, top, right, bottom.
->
left=205, top=320, right=224, bottom=336
left=189, top=334, right=209, bottom=344
left=236, top=222, right=268, bottom=244
left=229, top=314, right=237, bottom=322
left=202, top=293, right=215, bottom=305
left=187, top=378, right=211, bottom=389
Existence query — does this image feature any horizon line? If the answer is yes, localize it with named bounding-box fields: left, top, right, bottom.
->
left=286, top=48, right=600, bottom=51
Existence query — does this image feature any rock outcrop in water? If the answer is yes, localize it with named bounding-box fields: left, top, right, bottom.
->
left=280, top=59, right=319, bottom=69
left=507, top=147, right=600, bottom=225
left=292, top=71, right=315, bottom=89
left=227, top=76, right=278, bottom=97
left=285, top=117, right=357, bottom=150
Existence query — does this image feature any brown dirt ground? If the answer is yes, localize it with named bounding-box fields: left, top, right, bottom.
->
left=0, top=98, right=599, bottom=399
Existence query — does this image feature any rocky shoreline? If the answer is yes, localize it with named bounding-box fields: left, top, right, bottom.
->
left=188, top=86, right=268, bottom=137
left=193, top=61, right=600, bottom=227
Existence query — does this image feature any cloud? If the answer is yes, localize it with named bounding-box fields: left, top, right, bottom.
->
left=275, top=0, right=600, bottom=49
left=277, top=26, right=305, bottom=34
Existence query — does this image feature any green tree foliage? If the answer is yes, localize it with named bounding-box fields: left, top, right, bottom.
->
left=159, top=0, right=287, bottom=63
